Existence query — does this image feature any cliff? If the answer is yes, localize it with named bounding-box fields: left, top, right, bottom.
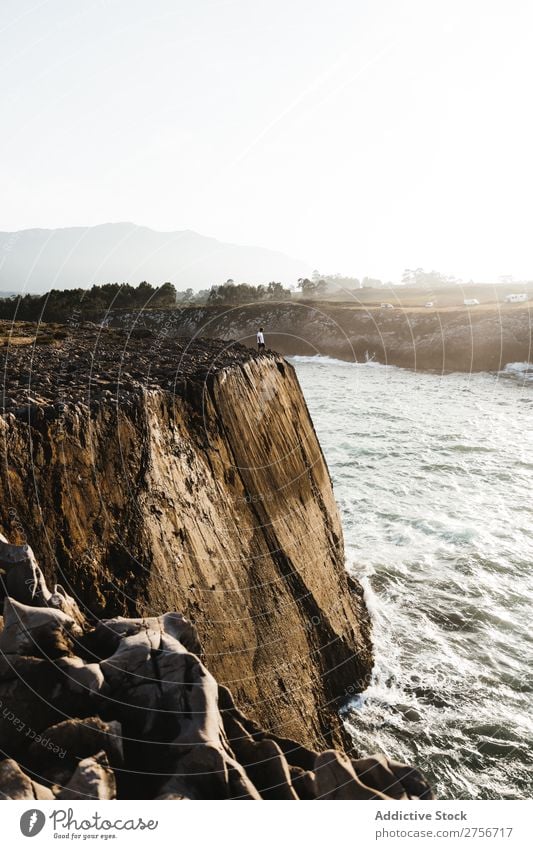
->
left=106, top=301, right=532, bottom=372
left=0, top=327, right=371, bottom=751
left=0, top=537, right=432, bottom=799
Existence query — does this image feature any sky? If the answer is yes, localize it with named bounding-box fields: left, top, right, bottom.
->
left=1, top=0, right=533, bottom=282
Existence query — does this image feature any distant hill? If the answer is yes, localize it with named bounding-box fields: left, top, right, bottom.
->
left=0, top=223, right=311, bottom=293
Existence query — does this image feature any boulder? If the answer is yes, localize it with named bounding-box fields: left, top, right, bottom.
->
left=0, top=534, right=434, bottom=800
left=0, top=758, right=54, bottom=800
left=57, top=751, right=116, bottom=800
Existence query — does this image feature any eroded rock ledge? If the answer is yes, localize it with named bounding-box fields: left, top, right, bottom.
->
left=0, top=537, right=432, bottom=800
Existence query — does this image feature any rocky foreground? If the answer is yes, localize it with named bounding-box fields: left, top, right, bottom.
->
left=1, top=326, right=372, bottom=751
left=0, top=535, right=432, bottom=800
left=0, top=322, right=258, bottom=411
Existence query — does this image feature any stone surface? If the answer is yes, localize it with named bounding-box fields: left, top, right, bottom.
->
left=57, top=751, right=116, bottom=800
left=0, top=758, right=54, bottom=800
left=0, top=332, right=371, bottom=750
left=0, top=540, right=433, bottom=800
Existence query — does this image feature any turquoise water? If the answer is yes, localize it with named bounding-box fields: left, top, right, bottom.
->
left=291, top=357, right=533, bottom=800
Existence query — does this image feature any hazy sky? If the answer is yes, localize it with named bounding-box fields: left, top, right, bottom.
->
left=1, top=0, right=532, bottom=281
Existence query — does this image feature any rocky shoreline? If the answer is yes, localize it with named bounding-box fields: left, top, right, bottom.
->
left=103, top=302, right=532, bottom=373
left=0, top=326, right=434, bottom=798
left=1, top=326, right=373, bottom=752
left=0, top=535, right=433, bottom=800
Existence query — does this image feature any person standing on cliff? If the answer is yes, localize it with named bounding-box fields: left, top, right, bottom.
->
left=257, top=327, right=265, bottom=351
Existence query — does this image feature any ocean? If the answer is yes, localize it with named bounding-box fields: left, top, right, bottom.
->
left=291, top=356, right=533, bottom=800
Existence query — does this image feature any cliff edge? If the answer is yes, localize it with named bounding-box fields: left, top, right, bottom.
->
left=0, top=328, right=371, bottom=751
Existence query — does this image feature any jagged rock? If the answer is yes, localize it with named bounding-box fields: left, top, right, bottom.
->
left=0, top=655, right=60, bottom=752
left=94, top=611, right=202, bottom=656
left=158, top=744, right=262, bottom=800
left=0, top=537, right=51, bottom=606
left=355, top=755, right=435, bottom=801
left=225, top=726, right=299, bottom=800
left=55, top=655, right=106, bottom=696
left=0, top=597, right=82, bottom=658
left=0, top=758, right=54, bottom=800
left=218, top=683, right=318, bottom=771
left=314, top=750, right=388, bottom=800
left=25, top=717, right=123, bottom=781
left=0, top=334, right=373, bottom=751
left=0, top=536, right=86, bottom=633
left=0, top=649, right=100, bottom=759
left=0, top=541, right=433, bottom=799
left=289, top=765, right=316, bottom=799
left=48, top=584, right=87, bottom=629
left=57, top=751, right=116, bottom=800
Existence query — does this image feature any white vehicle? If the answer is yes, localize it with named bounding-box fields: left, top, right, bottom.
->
left=424, top=301, right=434, bottom=308
left=380, top=302, right=394, bottom=309
left=464, top=298, right=480, bottom=306
left=504, top=293, right=528, bottom=303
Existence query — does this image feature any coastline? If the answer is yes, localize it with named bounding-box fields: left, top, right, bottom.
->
left=102, top=301, right=532, bottom=374
left=0, top=330, right=373, bottom=752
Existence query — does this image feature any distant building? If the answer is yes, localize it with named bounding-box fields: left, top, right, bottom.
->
left=504, top=293, right=528, bottom=303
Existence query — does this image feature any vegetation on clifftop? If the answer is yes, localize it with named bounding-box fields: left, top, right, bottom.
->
left=0, top=281, right=177, bottom=323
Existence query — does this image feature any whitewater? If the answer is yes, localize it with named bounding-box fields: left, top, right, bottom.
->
left=291, top=356, right=533, bottom=800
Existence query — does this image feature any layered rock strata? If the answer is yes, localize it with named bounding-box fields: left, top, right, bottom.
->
left=1, top=330, right=370, bottom=749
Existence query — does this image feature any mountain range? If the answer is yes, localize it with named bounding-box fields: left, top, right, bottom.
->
left=0, top=223, right=311, bottom=293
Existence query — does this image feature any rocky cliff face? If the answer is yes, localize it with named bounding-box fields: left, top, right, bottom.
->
left=0, top=329, right=371, bottom=751
left=0, top=536, right=432, bottom=800
left=107, top=302, right=532, bottom=372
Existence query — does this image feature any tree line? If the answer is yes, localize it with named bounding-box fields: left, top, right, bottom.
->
left=205, top=279, right=291, bottom=304
left=0, top=281, right=177, bottom=322
left=0, top=268, right=463, bottom=323
left=0, top=280, right=296, bottom=322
